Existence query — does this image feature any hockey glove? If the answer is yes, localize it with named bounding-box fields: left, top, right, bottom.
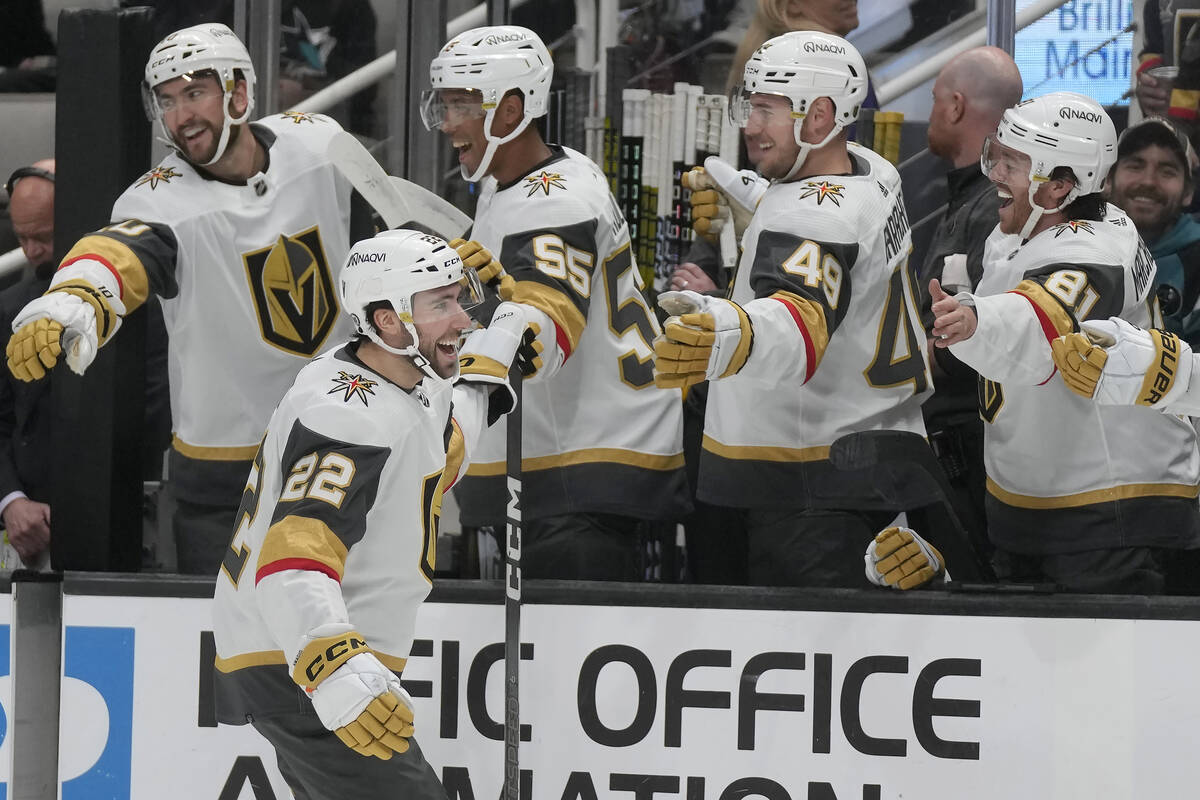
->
left=682, top=156, right=767, bottom=242
left=457, top=302, right=543, bottom=421
left=865, top=526, right=945, bottom=590
left=653, top=290, right=753, bottom=389
left=1051, top=318, right=1193, bottom=407
left=296, top=627, right=415, bottom=760
left=451, top=238, right=515, bottom=301
left=8, top=287, right=123, bottom=382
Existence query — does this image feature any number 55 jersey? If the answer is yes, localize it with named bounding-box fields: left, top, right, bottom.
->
left=455, top=145, right=690, bottom=525
left=701, top=142, right=931, bottom=509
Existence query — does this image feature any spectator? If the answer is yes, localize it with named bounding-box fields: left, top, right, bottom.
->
left=5, top=24, right=369, bottom=575
left=0, top=0, right=56, bottom=92
left=1105, top=117, right=1200, bottom=345
left=1135, top=0, right=1200, bottom=137
left=932, top=92, right=1200, bottom=594
left=655, top=32, right=930, bottom=588
left=0, top=161, right=170, bottom=569
left=918, top=46, right=1023, bottom=570
left=726, top=0, right=860, bottom=95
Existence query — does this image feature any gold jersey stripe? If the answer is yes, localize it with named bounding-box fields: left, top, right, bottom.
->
left=702, top=434, right=831, bottom=463
left=63, top=234, right=151, bottom=311
left=987, top=477, right=1200, bottom=509
left=172, top=435, right=261, bottom=461
left=1013, top=280, right=1074, bottom=339
left=464, top=448, right=684, bottom=474
left=771, top=290, right=830, bottom=376
left=512, top=280, right=586, bottom=354
left=215, top=649, right=286, bottom=672
left=215, top=649, right=408, bottom=674
left=258, top=515, right=349, bottom=581
left=444, top=418, right=466, bottom=490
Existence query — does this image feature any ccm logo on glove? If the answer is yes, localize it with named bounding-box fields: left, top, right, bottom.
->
left=295, top=632, right=370, bottom=687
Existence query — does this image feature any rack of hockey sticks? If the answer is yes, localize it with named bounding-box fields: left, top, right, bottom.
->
left=616, top=84, right=739, bottom=292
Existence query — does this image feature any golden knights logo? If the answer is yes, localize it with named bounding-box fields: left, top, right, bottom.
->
left=280, top=111, right=321, bottom=124
left=524, top=170, right=567, bottom=197
left=329, top=371, right=378, bottom=405
left=798, top=180, right=845, bottom=206
left=1053, top=220, right=1095, bottom=237
left=135, top=166, right=182, bottom=189
left=243, top=225, right=339, bottom=356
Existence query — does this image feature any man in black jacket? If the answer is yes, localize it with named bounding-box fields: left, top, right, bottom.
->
left=917, top=47, right=1022, bottom=567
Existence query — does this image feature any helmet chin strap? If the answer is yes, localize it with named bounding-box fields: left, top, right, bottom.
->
left=363, top=323, right=454, bottom=385
left=460, top=108, right=534, bottom=182
left=781, top=118, right=843, bottom=181
left=1018, top=178, right=1079, bottom=241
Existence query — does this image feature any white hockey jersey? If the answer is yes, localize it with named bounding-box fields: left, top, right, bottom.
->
left=701, top=143, right=931, bottom=509
left=454, top=145, right=689, bottom=525
left=212, top=341, right=484, bottom=721
left=61, top=112, right=356, bottom=501
left=950, top=205, right=1200, bottom=554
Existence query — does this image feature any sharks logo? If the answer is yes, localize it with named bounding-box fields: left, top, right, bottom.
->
left=243, top=225, right=340, bottom=356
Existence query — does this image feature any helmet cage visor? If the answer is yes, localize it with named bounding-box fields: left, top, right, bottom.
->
left=981, top=135, right=1036, bottom=186
left=404, top=270, right=486, bottom=328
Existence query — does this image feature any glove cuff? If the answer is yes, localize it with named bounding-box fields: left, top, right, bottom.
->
left=1138, top=328, right=1193, bottom=407
left=292, top=629, right=371, bottom=690
left=51, top=282, right=124, bottom=346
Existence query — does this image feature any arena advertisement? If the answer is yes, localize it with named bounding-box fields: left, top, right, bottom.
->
left=0, top=594, right=1196, bottom=798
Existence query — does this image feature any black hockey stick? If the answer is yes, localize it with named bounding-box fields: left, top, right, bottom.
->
left=502, top=360, right=522, bottom=800
left=830, top=429, right=996, bottom=582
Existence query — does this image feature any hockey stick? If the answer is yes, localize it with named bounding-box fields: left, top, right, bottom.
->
left=503, top=362, right=523, bottom=800
left=325, top=131, right=472, bottom=239
left=829, top=430, right=996, bottom=582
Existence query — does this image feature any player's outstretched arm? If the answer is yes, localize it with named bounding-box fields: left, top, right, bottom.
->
left=1051, top=317, right=1198, bottom=413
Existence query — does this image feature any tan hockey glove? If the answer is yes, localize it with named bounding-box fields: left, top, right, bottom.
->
left=451, top=238, right=515, bottom=301
left=682, top=156, right=767, bottom=242
left=297, top=626, right=415, bottom=760
left=864, top=526, right=945, bottom=590
left=1051, top=318, right=1192, bottom=407
left=653, top=290, right=752, bottom=389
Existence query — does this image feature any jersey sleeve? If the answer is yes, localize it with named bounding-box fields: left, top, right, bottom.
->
left=951, top=250, right=1140, bottom=385
left=499, top=217, right=600, bottom=365
left=253, top=420, right=391, bottom=586
left=57, top=219, right=180, bottom=313
left=738, top=227, right=859, bottom=384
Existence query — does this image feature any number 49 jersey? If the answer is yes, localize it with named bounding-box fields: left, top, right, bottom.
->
left=701, top=143, right=931, bottom=509
left=457, top=146, right=689, bottom=525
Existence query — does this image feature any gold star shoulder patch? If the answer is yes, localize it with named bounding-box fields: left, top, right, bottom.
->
left=135, top=166, right=182, bottom=190
left=1053, top=220, right=1096, bottom=237
left=798, top=180, right=845, bottom=206
left=524, top=171, right=567, bottom=197
left=329, top=371, right=378, bottom=405
left=280, top=111, right=322, bottom=124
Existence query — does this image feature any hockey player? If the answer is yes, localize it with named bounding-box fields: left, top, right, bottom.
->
left=421, top=26, right=690, bottom=579
left=931, top=92, right=1200, bottom=593
left=4, top=23, right=369, bottom=573
left=654, top=31, right=932, bottom=587
left=212, top=229, right=529, bottom=798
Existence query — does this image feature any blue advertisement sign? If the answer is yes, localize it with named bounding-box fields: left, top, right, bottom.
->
left=1015, top=0, right=1136, bottom=105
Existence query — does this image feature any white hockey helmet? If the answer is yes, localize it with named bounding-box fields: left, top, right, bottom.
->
left=731, top=31, right=868, bottom=179
left=422, top=25, right=554, bottom=181
left=983, top=91, right=1117, bottom=239
left=142, top=23, right=256, bottom=167
left=340, top=229, right=485, bottom=383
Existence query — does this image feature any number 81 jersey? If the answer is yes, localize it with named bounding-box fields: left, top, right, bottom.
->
left=457, top=146, right=690, bottom=524
left=701, top=143, right=931, bottom=509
